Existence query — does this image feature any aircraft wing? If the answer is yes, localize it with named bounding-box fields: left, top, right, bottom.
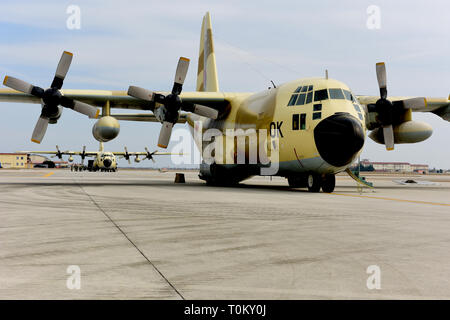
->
left=110, top=113, right=188, bottom=123
left=113, top=151, right=180, bottom=156
left=356, top=95, right=450, bottom=121
left=21, top=150, right=98, bottom=157
left=0, top=88, right=228, bottom=111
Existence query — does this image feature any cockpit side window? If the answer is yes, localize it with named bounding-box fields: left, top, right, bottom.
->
left=288, top=85, right=314, bottom=106
left=295, top=93, right=306, bottom=105
left=305, top=91, right=313, bottom=104
left=314, top=89, right=328, bottom=102
left=288, top=94, right=298, bottom=106
left=329, top=88, right=345, bottom=100
left=343, top=89, right=353, bottom=101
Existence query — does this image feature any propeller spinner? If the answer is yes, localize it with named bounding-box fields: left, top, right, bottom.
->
left=127, top=57, right=219, bottom=148
left=3, top=51, right=100, bottom=143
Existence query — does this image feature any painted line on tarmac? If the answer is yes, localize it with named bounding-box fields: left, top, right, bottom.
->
left=331, top=192, right=450, bottom=207
left=42, top=172, right=54, bottom=178
left=73, top=178, right=185, bottom=300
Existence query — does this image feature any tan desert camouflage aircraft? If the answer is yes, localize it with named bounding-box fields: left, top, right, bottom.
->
left=23, top=143, right=171, bottom=172
left=1, top=12, right=449, bottom=192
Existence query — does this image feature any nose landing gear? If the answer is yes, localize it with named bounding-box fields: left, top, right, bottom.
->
left=321, top=174, right=336, bottom=193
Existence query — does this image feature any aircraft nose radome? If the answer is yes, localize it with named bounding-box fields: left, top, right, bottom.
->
left=103, top=159, right=112, bottom=167
left=314, top=113, right=365, bottom=167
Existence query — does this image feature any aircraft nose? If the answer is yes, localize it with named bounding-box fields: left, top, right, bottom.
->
left=103, top=158, right=112, bottom=167
left=314, top=113, right=365, bottom=167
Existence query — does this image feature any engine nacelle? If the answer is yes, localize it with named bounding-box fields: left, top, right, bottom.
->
left=369, top=121, right=433, bottom=144
left=92, top=116, right=120, bottom=142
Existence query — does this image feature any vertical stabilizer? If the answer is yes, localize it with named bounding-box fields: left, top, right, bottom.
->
left=196, top=12, right=220, bottom=92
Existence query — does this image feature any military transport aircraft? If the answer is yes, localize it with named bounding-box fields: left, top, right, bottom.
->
left=24, top=143, right=171, bottom=172
left=1, top=12, right=448, bottom=192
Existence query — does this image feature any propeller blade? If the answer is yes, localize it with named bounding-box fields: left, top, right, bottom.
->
left=192, top=104, right=219, bottom=119
left=124, top=146, right=131, bottom=164
left=60, top=97, right=99, bottom=118
left=158, top=122, right=174, bottom=148
left=401, top=97, right=427, bottom=110
left=127, top=86, right=155, bottom=101
left=174, top=57, right=190, bottom=85
left=172, top=57, right=190, bottom=95
left=31, top=116, right=49, bottom=144
left=383, top=125, right=394, bottom=151
left=376, top=62, right=387, bottom=99
left=51, top=51, right=73, bottom=89
left=81, top=145, right=86, bottom=165
left=73, top=100, right=99, bottom=118
left=3, top=76, right=34, bottom=94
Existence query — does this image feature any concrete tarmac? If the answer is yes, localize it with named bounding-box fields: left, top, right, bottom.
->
left=0, top=169, right=449, bottom=299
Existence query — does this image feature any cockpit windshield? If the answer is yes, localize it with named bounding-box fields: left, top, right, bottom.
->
left=287, top=85, right=357, bottom=106
left=314, top=89, right=328, bottom=102
left=329, top=88, right=345, bottom=99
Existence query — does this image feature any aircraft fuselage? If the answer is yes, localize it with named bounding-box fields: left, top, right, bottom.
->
left=93, top=152, right=117, bottom=171
left=189, top=78, right=366, bottom=184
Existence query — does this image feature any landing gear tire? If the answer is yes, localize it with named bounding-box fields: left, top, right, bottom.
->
left=321, top=175, right=336, bottom=193
left=307, top=173, right=321, bottom=192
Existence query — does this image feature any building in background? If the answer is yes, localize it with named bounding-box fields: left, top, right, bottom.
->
left=358, top=159, right=429, bottom=174
left=0, top=153, right=68, bottom=169
left=0, top=153, right=30, bottom=168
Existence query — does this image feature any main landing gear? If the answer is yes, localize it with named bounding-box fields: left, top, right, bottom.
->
left=288, top=173, right=335, bottom=193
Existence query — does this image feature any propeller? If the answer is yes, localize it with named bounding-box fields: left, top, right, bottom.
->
left=123, top=146, right=131, bottom=164
left=144, top=147, right=156, bottom=163
left=80, top=146, right=86, bottom=165
left=368, top=62, right=426, bottom=151
left=3, top=51, right=100, bottom=144
left=127, top=57, right=219, bottom=149
left=55, top=145, right=63, bottom=160
left=51, top=145, right=63, bottom=160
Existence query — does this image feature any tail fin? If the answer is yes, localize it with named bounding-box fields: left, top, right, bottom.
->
left=99, top=142, right=104, bottom=152
left=196, top=12, right=219, bottom=92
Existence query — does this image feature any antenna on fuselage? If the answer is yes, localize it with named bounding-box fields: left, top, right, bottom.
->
left=270, top=80, right=277, bottom=88
left=325, top=69, right=329, bottom=80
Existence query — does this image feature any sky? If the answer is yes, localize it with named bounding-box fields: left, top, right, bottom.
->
left=0, top=0, right=449, bottom=168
